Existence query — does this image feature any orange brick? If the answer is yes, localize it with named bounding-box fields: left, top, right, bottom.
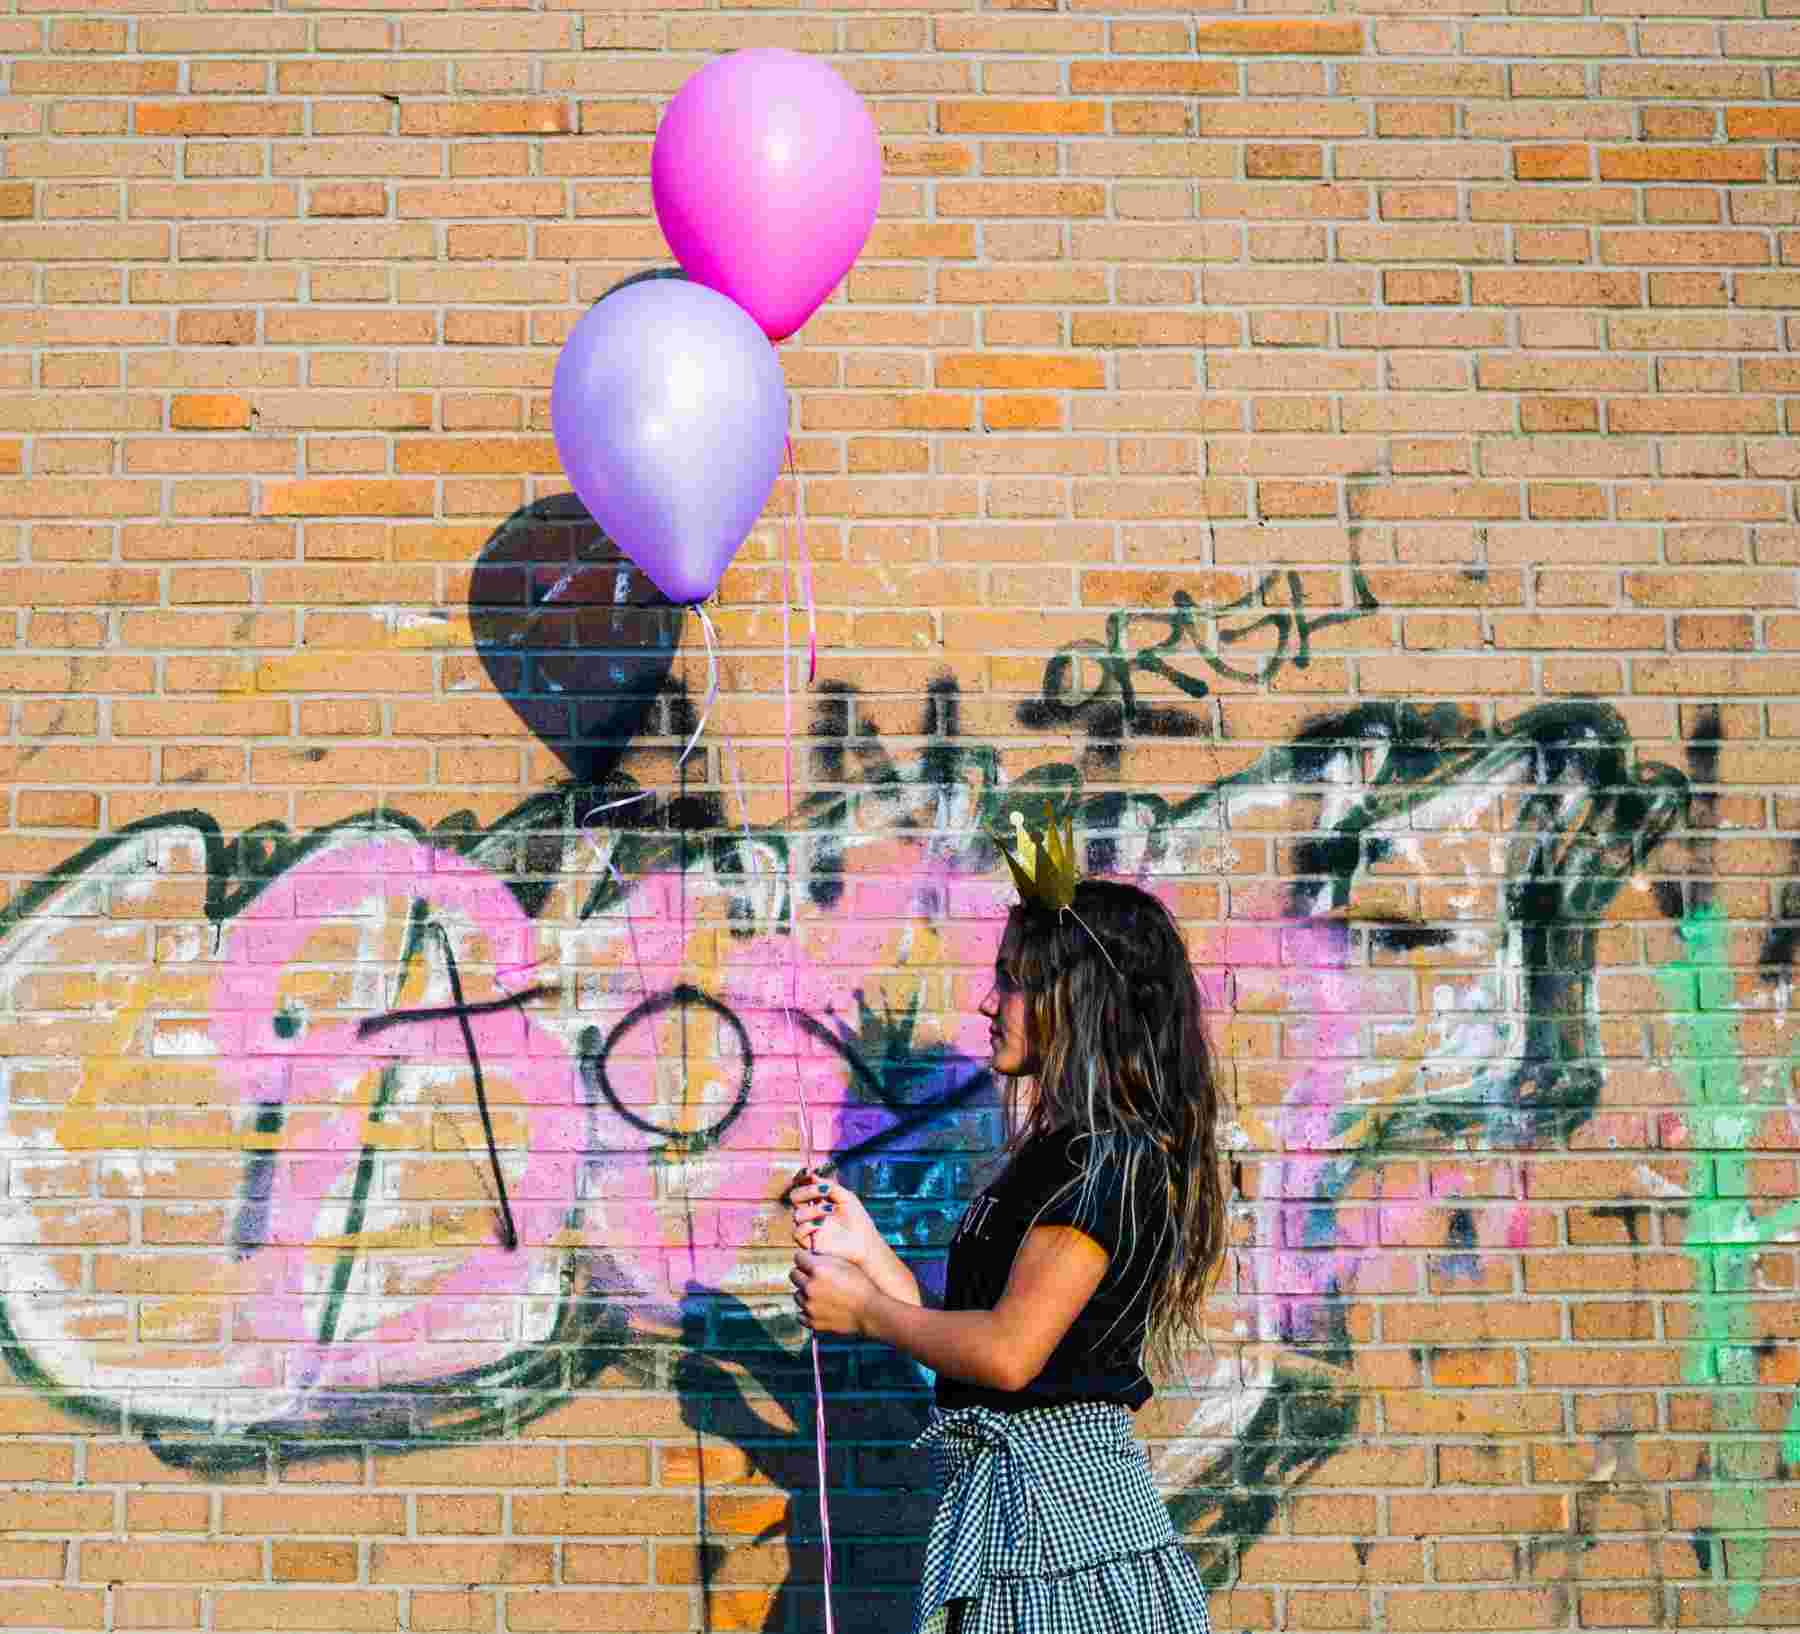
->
left=51, top=19, right=125, bottom=50
left=1600, top=146, right=1766, bottom=182
left=982, top=395, right=1062, bottom=431
left=15, top=789, right=101, bottom=829
left=270, top=1544, right=357, bottom=1584
left=1195, top=18, right=1361, bottom=52
left=937, top=353, right=1105, bottom=390
left=1727, top=106, right=1800, bottom=141
left=261, top=480, right=435, bottom=517
left=1473, top=269, right=1641, bottom=307
left=1515, top=144, right=1588, bottom=180
left=392, top=438, right=558, bottom=475
left=170, top=394, right=251, bottom=431
left=135, top=101, right=302, bottom=137
left=938, top=101, right=1104, bottom=135
left=512, top=1496, right=695, bottom=1538
left=1068, top=61, right=1236, bottom=96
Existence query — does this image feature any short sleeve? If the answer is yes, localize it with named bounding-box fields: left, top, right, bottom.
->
left=1028, top=1134, right=1137, bottom=1267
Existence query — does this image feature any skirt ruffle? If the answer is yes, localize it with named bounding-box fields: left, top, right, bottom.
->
left=955, top=1536, right=1212, bottom=1634
left=911, top=1402, right=1211, bottom=1634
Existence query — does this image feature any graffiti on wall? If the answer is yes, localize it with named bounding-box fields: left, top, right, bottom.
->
left=1649, top=715, right=1800, bottom=1621
left=7, top=492, right=1798, bottom=1624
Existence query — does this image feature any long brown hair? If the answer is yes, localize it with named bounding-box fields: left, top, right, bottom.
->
left=990, top=878, right=1228, bottom=1380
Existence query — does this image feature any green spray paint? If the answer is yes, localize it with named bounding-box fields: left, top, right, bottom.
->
left=1658, top=903, right=1800, bottom=1619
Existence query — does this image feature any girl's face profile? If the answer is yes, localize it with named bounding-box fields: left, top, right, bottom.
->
left=979, top=942, right=1039, bottom=1080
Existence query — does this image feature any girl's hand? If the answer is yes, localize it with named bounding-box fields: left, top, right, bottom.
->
left=788, top=1170, right=887, bottom=1269
left=790, top=1249, right=877, bottom=1337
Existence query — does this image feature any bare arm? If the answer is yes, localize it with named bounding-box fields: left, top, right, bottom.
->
left=862, top=1236, right=927, bottom=1308
left=857, top=1225, right=1108, bottom=1392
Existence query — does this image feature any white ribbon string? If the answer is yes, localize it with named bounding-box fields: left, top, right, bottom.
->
left=580, top=788, right=650, bottom=830
left=679, top=602, right=720, bottom=768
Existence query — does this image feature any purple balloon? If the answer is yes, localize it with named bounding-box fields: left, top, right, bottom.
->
left=551, top=278, right=788, bottom=606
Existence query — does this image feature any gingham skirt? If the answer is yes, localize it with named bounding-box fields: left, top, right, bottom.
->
left=909, top=1401, right=1214, bottom=1634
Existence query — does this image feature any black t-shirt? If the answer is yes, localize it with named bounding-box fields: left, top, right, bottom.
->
left=936, top=1126, right=1167, bottom=1413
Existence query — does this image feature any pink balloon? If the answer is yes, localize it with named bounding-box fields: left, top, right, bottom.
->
left=652, top=49, right=881, bottom=343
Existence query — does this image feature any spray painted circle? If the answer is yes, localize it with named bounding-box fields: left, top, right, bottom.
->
left=580, top=984, right=753, bottom=1153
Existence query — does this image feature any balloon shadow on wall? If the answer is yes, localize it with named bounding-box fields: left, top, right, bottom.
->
left=469, top=493, right=688, bottom=798
left=470, top=266, right=726, bottom=808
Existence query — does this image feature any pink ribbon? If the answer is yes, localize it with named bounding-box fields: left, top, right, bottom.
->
left=775, top=466, right=834, bottom=1629
left=786, top=436, right=817, bottom=685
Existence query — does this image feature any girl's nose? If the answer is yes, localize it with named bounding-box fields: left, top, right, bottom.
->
left=977, top=985, right=998, bottom=1019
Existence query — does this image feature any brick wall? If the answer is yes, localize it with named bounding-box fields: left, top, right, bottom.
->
left=0, top=6, right=1797, bottom=1632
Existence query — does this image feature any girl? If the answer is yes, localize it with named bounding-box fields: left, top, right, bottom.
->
left=790, top=876, right=1226, bottom=1634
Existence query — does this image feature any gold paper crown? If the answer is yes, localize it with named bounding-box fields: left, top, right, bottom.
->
left=992, top=801, right=1079, bottom=913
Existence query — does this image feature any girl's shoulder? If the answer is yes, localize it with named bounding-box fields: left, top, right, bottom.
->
left=981, top=1125, right=1074, bottom=1198
left=1021, top=1121, right=1092, bottom=1169
left=1019, top=1123, right=1129, bottom=1191
left=1040, top=1121, right=1147, bottom=1165
left=1000, top=1123, right=1157, bottom=1199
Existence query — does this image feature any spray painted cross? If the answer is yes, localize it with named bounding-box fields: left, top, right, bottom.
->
left=209, top=836, right=583, bottom=1393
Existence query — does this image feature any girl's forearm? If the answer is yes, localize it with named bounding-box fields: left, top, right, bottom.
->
left=859, top=1291, right=1021, bottom=1391
left=864, top=1238, right=925, bottom=1308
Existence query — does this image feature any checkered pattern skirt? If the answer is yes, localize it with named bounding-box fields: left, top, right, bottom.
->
left=909, top=1401, right=1214, bottom=1634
